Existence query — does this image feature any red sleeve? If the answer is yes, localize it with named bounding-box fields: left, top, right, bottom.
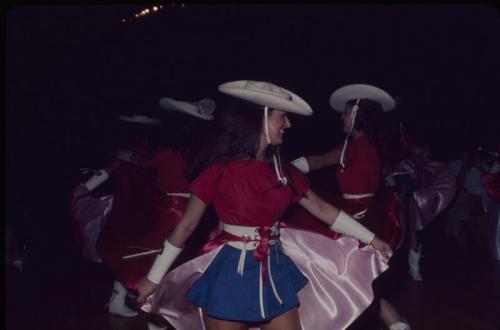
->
left=189, top=163, right=222, bottom=204
left=286, top=165, right=310, bottom=204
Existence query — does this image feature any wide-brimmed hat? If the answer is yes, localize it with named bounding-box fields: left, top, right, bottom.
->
left=329, top=84, right=395, bottom=112
left=159, top=97, right=215, bottom=121
left=218, top=80, right=313, bottom=116
left=118, top=115, right=162, bottom=126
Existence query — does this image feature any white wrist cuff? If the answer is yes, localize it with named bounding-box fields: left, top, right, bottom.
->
left=329, top=210, right=375, bottom=245
left=291, top=156, right=310, bottom=174
left=147, top=240, right=183, bottom=284
left=83, top=169, right=109, bottom=192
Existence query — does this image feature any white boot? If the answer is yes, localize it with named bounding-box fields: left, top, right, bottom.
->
left=408, top=245, right=423, bottom=282
left=106, top=281, right=139, bottom=317
left=389, top=319, right=411, bottom=330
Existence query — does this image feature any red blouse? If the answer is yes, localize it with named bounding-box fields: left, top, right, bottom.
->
left=336, top=136, right=381, bottom=195
left=143, top=148, right=190, bottom=194
left=190, top=160, right=309, bottom=227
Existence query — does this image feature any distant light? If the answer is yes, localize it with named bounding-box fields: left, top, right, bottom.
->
left=153, top=6, right=158, bottom=11
left=122, top=19, right=126, bottom=22
left=135, top=14, right=139, bottom=17
left=144, top=8, right=150, bottom=14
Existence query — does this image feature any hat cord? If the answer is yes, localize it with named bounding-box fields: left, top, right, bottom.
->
left=339, top=99, right=360, bottom=170
left=264, top=106, right=288, bottom=185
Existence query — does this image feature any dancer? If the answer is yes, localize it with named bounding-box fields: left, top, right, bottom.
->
left=392, top=139, right=456, bottom=280
left=93, top=98, right=215, bottom=318
left=290, top=84, right=409, bottom=330
left=72, top=114, right=163, bottom=317
left=138, top=80, right=392, bottom=330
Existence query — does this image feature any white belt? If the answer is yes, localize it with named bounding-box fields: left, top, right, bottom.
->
left=165, top=192, right=191, bottom=198
left=342, top=192, right=375, bottom=199
left=221, top=222, right=282, bottom=319
left=342, top=193, right=374, bottom=219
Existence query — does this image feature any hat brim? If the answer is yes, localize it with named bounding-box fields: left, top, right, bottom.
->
left=329, top=84, right=395, bottom=112
left=159, top=98, right=214, bottom=121
left=218, top=80, right=313, bottom=116
left=119, top=115, right=162, bottom=126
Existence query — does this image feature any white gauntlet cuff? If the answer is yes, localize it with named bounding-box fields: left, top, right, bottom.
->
left=147, top=240, right=183, bottom=284
left=329, top=210, right=375, bottom=245
left=291, top=156, right=310, bottom=174
left=83, top=169, right=109, bottom=192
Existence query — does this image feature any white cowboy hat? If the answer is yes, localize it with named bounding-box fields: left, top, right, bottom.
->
left=118, top=115, right=162, bottom=126
left=218, top=80, right=313, bottom=116
left=329, top=84, right=396, bottom=112
left=159, top=97, right=215, bottom=121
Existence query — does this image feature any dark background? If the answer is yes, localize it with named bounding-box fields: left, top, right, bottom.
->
left=5, top=4, right=500, bottom=262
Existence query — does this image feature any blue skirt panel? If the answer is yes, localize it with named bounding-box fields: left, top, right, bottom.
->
left=186, top=243, right=308, bottom=322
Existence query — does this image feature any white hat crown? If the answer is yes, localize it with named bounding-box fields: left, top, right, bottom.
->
left=329, top=83, right=395, bottom=112
left=159, top=97, right=216, bottom=121
left=218, top=80, right=313, bottom=116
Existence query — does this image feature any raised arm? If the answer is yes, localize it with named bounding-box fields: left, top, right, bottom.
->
left=137, top=195, right=207, bottom=303
left=291, top=148, right=342, bottom=173
left=298, top=189, right=392, bottom=258
left=72, top=160, right=120, bottom=199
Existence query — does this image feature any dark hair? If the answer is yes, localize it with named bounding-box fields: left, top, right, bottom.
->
left=187, top=100, right=265, bottom=180
left=154, top=111, right=215, bottom=164
left=346, top=98, right=391, bottom=161
left=187, top=99, right=305, bottom=202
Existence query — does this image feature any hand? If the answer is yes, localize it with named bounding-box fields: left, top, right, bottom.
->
left=137, top=277, right=159, bottom=305
left=370, top=237, right=392, bottom=260
left=72, top=184, right=89, bottom=199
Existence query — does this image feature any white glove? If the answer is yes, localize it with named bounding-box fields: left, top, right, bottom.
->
left=329, top=210, right=375, bottom=245
left=83, top=169, right=109, bottom=192
left=291, top=156, right=310, bottom=174
left=147, top=240, right=183, bottom=284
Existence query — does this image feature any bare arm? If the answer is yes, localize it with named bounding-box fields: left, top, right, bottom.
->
left=298, top=189, right=340, bottom=226
left=166, top=195, right=208, bottom=248
left=298, top=189, right=392, bottom=258
left=137, top=195, right=207, bottom=303
left=305, top=148, right=342, bottom=172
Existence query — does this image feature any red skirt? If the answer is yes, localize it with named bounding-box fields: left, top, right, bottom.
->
left=95, top=162, right=188, bottom=290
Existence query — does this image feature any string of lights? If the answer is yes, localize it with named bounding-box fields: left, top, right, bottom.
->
left=121, top=3, right=188, bottom=23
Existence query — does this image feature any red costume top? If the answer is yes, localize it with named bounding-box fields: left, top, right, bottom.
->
left=336, top=136, right=381, bottom=195
left=190, top=160, right=309, bottom=227
left=143, top=148, right=190, bottom=193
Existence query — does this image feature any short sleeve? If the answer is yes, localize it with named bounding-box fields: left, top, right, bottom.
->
left=286, top=165, right=310, bottom=204
left=189, top=163, right=222, bottom=204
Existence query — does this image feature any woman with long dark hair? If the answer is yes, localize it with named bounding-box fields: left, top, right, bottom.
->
left=289, top=84, right=410, bottom=330
left=137, top=80, right=392, bottom=330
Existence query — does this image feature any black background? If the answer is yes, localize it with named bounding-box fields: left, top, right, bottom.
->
left=5, top=4, right=500, bottom=258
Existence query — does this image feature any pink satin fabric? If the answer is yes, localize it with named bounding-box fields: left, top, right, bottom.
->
left=401, top=158, right=457, bottom=230
left=71, top=195, right=113, bottom=263
left=141, top=226, right=388, bottom=329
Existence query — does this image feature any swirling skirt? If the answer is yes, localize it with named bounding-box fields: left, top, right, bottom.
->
left=141, top=227, right=388, bottom=329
